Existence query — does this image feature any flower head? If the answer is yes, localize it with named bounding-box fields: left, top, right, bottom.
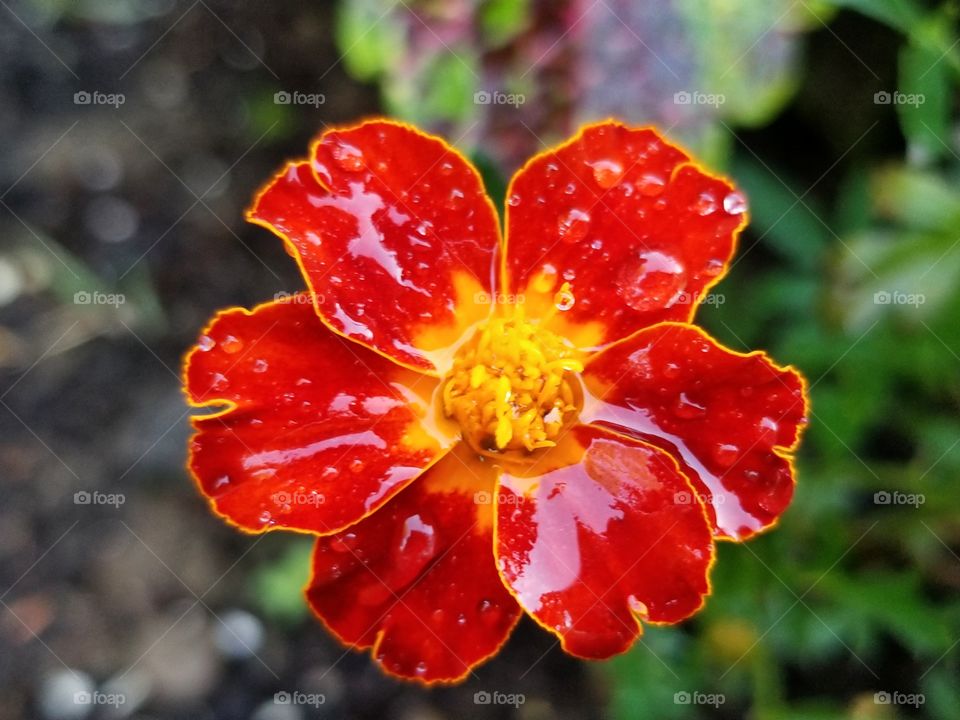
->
left=183, top=119, right=809, bottom=683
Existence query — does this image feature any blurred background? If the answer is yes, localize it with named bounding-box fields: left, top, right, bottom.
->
left=1, top=0, right=959, bottom=718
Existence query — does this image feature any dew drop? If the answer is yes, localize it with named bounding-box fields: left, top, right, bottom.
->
left=673, top=392, right=706, bottom=419
left=616, top=251, right=687, bottom=312
left=258, top=510, right=274, bottom=526
left=349, top=458, right=365, bottom=473
left=221, top=335, right=243, bottom=354
left=589, top=159, right=624, bottom=189
left=723, top=191, right=748, bottom=215
left=695, top=192, right=718, bottom=215
left=662, top=362, right=681, bottom=379
left=554, top=282, right=575, bottom=311
left=590, top=238, right=603, bottom=250
left=197, top=335, right=215, bottom=352
left=532, top=264, right=558, bottom=293
left=211, top=373, right=229, bottom=391
left=757, top=416, right=779, bottom=447
left=704, top=258, right=725, bottom=277
left=507, top=193, right=521, bottom=207
left=331, top=142, right=364, bottom=172
left=331, top=532, right=358, bottom=553
left=712, top=443, right=740, bottom=467
left=558, top=208, right=591, bottom=244
left=636, top=173, right=666, bottom=197
left=627, top=595, right=649, bottom=618
left=252, top=359, right=268, bottom=373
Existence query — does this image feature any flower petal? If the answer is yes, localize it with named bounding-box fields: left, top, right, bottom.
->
left=305, top=443, right=521, bottom=684
left=582, top=322, right=808, bottom=540
left=495, top=425, right=714, bottom=659
left=503, top=121, right=746, bottom=349
left=247, top=120, right=501, bottom=374
left=183, top=296, right=452, bottom=535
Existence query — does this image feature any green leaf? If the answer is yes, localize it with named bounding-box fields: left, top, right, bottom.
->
left=480, top=0, right=532, bottom=47
left=818, top=571, right=953, bottom=655
left=730, top=156, right=830, bottom=270
left=897, top=40, right=951, bottom=162
left=820, top=0, right=923, bottom=35
left=335, top=0, right=404, bottom=81
left=250, top=537, right=315, bottom=625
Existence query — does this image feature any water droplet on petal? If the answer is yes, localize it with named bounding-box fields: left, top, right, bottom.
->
left=558, top=208, right=591, bottom=244
left=532, top=263, right=558, bottom=293
left=723, top=191, right=748, bottom=215
left=704, top=258, right=725, bottom=277
left=636, top=173, right=666, bottom=197
left=712, top=443, right=740, bottom=467
left=616, top=251, right=687, bottom=312
left=331, top=142, right=365, bottom=172
left=252, top=359, right=268, bottom=373
left=662, top=362, right=681, bottom=380
left=757, top=416, right=779, bottom=447
left=507, top=193, right=521, bottom=207
left=554, top=282, right=575, bottom=311
left=197, top=335, right=215, bottom=352
left=221, top=335, right=243, bottom=354
left=673, top=392, right=706, bottom=419
left=211, top=373, right=229, bottom=390
left=627, top=595, right=649, bottom=618
left=695, top=192, right=718, bottom=215
left=589, top=159, right=624, bottom=189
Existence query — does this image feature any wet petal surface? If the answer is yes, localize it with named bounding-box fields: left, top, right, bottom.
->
left=582, top=322, right=808, bottom=539
left=184, top=297, right=451, bottom=534
left=503, top=121, right=746, bottom=348
left=306, top=444, right=521, bottom=683
left=248, top=120, right=500, bottom=374
left=495, top=425, right=714, bottom=658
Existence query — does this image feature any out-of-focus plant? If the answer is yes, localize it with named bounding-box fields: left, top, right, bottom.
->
left=335, top=0, right=822, bottom=170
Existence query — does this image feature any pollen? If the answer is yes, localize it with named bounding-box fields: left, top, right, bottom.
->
left=442, top=310, right=584, bottom=453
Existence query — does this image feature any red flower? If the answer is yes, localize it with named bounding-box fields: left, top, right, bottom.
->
left=183, top=119, right=809, bottom=684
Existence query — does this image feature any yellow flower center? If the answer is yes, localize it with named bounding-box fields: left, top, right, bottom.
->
left=442, top=308, right=584, bottom=454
